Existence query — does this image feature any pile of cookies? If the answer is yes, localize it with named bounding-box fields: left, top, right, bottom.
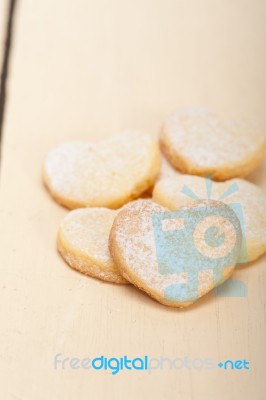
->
left=43, top=108, right=266, bottom=308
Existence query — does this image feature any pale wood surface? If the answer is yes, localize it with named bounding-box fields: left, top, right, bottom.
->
left=0, top=1, right=266, bottom=399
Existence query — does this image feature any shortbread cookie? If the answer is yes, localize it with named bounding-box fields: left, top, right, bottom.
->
left=160, top=108, right=266, bottom=181
left=44, top=131, right=161, bottom=209
left=57, top=208, right=128, bottom=284
left=143, top=155, right=181, bottom=197
left=109, top=199, right=242, bottom=307
left=153, top=175, right=266, bottom=262
left=159, top=155, right=181, bottom=180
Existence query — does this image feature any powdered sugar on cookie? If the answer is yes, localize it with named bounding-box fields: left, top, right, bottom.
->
left=109, top=199, right=241, bottom=307
left=44, top=131, right=161, bottom=209
left=58, top=207, right=128, bottom=284
left=161, top=108, right=266, bottom=180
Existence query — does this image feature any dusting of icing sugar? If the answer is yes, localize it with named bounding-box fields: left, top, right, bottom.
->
left=60, top=208, right=117, bottom=267
left=58, top=207, right=127, bottom=283
left=114, top=200, right=188, bottom=296
left=113, top=199, right=235, bottom=300
left=163, top=108, right=266, bottom=168
left=153, top=175, right=266, bottom=261
left=44, top=131, right=160, bottom=207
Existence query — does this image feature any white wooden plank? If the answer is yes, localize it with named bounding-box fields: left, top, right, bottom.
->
left=0, top=1, right=266, bottom=399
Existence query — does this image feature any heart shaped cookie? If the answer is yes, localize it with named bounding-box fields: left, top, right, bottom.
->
left=109, top=199, right=242, bottom=307
left=57, top=208, right=128, bottom=284
left=153, top=175, right=266, bottom=262
left=44, top=131, right=161, bottom=209
left=160, top=107, right=266, bottom=181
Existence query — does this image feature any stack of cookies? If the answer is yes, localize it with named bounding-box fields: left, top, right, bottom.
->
left=43, top=108, right=266, bottom=308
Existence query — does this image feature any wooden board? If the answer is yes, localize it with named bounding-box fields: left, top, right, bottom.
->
left=0, top=1, right=266, bottom=399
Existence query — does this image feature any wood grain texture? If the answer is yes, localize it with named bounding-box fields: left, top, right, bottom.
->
left=0, top=1, right=265, bottom=399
